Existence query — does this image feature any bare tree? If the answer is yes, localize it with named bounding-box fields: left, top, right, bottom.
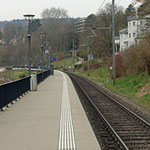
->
left=79, top=3, right=127, bottom=58
left=3, top=23, right=25, bottom=45
left=41, top=7, right=68, bottom=19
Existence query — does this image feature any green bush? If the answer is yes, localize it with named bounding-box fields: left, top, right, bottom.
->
left=19, top=73, right=27, bottom=79
left=77, top=50, right=87, bottom=59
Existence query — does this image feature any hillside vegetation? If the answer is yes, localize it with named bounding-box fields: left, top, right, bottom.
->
left=106, top=72, right=150, bottom=109
left=78, top=67, right=150, bottom=110
left=52, top=57, right=77, bottom=69
left=0, top=70, right=29, bottom=84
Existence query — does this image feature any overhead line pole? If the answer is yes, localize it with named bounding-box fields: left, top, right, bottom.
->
left=86, top=28, right=97, bottom=76
left=112, top=0, right=116, bottom=86
left=86, top=36, right=90, bottom=76
left=72, top=39, right=75, bottom=72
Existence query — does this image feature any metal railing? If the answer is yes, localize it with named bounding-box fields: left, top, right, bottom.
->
left=0, top=69, right=52, bottom=110
left=0, top=77, right=30, bottom=110
left=37, top=70, right=51, bottom=84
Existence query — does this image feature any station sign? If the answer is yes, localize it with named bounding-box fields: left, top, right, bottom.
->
left=51, top=58, right=56, bottom=61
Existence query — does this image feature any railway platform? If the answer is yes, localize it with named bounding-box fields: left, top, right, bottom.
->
left=0, top=70, right=101, bottom=150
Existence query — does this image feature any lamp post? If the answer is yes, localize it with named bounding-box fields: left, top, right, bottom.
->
left=24, top=14, right=35, bottom=76
left=40, top=33, right=45, bottom=72
left=45, top=41, right=50, bottom=69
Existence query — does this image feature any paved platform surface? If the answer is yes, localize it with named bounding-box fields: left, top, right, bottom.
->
left=0, top=71, right=101, bottom=150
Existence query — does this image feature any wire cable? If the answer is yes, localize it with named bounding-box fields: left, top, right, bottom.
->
left=96, top=0, right=108, bottom=15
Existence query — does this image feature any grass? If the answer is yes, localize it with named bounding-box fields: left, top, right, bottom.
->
left=78, top=67, right=110, bottom=83
left=0, top=69, right=35, bottom=84
left=106, top=72, right=150, bottom=110
left=52, top=57, right=77, bottom=69
left=78, top=67, right=150, bottom=110
left=139, top=92, right=150, bottom=110
left=106, top=72, right=150, bottom=99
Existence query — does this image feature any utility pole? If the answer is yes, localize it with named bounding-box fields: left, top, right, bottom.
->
left=64, top=48, right=66, bottom=70
left=112, top=0, right=116, bottom=86
left=40, top=34, right=44, bottom=72
left=45, top=41, right=50, bottom=69
left=72, top=39, right=75, bottom=72
left=56, top=47, right=58, bottom=69
left=63, top=38, right=66, bottom=70
left=86, top=28, right=97, bottom=76
left=86, top=37, right=90, bottom=76
left=48, top=46, right=51, bottom=69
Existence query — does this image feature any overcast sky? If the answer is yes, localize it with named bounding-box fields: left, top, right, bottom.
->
left=0, top=0, right=133, bottom=21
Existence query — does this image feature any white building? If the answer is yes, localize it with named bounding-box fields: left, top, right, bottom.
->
left=119, top=15, right=150, bottom=51
left=128, top=17, right=146, bottom=47
left=119, top=28, right=128, bottom=51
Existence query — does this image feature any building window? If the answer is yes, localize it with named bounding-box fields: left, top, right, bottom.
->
left=133, top=22, right=135, bottom=26
left=129, top=33, right=131, bottom=38
left=140, top=21, right=143, bottom=25
left=133, top=33, right=136, bottom=37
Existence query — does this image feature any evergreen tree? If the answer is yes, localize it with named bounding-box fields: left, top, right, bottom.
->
left=125, top=4, right=136, bottom=17
left=31, top=19, right=41, bottom=32
left=138, top=0, right=150, bottom=16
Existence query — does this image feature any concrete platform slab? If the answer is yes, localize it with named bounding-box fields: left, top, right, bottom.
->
left=0, top=71, right=101, bottom=150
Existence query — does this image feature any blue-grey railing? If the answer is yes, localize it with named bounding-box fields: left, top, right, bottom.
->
left=0, top=77, right=30, bottom=110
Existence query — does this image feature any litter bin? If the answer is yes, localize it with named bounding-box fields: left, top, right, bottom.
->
left=30, top=74, right=37, bottom=91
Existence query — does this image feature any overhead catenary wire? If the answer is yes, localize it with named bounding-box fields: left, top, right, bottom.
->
left=96, top=0, right=109, bottom=15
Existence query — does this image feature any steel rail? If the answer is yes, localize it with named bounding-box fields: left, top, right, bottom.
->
left=69, top=74, right=129, bottom=150
left=76, top=74, right=150, bottom=129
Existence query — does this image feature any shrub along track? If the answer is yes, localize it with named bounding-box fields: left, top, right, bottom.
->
left=67, top=72, right=150, bottom=150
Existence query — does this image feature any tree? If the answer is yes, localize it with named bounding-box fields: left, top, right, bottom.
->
left=85, top=14, right=97, bottom=29
left=125, top=4, right=136, bottom=17
left=84, top=3, right=127, bottom=57
left=40, top=7, right=77, bottom=55
left=3, top=23, right=15, bottom=44
left=138, top=0, right=150, bottom=16
left=41, top=7, right=69, bottom=19
left=3, top=23, right=25, bottom=45
left=31, top=19, right=41, bottom=32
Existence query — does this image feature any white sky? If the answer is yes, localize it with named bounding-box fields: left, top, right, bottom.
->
left=0, top=0, right=133, bottom=21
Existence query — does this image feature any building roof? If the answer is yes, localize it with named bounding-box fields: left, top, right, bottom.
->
left=144, top=14, right=150, bottom=19
left=119, top=28, right=128, bottom=35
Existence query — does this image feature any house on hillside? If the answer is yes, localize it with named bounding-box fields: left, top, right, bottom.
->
left=119, top=28, right=128, bottom=51
left=119, top=14, right=150, bottom=52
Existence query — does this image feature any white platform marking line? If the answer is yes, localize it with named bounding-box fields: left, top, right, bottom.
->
left=58, top=72, right=76, bottom=150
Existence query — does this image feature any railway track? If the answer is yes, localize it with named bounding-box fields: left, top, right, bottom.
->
left=67, top=72, right=150, bottom=150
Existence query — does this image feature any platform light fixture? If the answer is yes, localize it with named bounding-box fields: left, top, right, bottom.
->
left=23, top=14, right=35, bottom=76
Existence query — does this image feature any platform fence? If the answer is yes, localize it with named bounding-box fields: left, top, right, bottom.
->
left=0, top=69, right=51, bottom=110
left=0, top=77, right=30, bottom=110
